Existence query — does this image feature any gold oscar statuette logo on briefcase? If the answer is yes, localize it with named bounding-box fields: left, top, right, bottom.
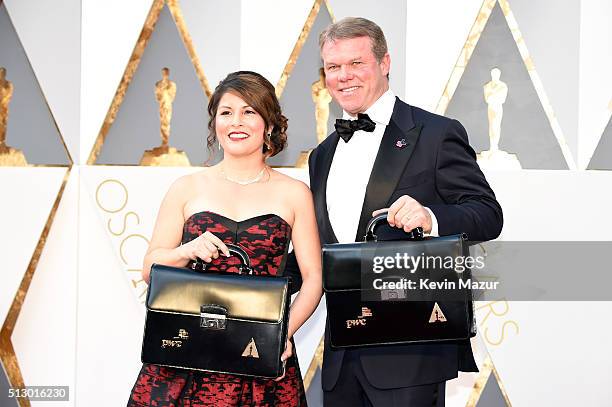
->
left=428, top=302, right=447, bottom=323
left=241, top=338, right=260, bottom=358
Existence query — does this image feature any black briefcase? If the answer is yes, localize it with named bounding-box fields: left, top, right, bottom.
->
left=323, top=214, right=476, bottom=349
left=141, top=244, right=290, bottom=378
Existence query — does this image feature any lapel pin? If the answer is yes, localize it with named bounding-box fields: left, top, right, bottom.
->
left=395, top=138, right=408, bottom=149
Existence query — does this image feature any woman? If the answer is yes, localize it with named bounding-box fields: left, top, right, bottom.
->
left=128, top=71, right=322, bottom=406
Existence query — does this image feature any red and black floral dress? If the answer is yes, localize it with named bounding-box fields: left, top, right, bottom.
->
left=128, top=211, right=307, bottom=407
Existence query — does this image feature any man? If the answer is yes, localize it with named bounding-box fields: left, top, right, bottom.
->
left=308, top=17, right=503, bottom=406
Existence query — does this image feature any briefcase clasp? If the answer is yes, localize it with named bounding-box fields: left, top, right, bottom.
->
left=200, top=305, right=228, bottom=330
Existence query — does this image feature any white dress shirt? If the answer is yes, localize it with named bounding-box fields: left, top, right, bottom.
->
left=326, top=89, right=438, bottom=243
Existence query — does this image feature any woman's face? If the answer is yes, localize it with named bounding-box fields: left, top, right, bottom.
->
left=215, top=91, right=268, bottom=157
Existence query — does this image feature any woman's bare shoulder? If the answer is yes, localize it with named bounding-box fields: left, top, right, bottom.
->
left=268, top=169, right=312, bottom=200
left=167, top=168, right=213, bottom=195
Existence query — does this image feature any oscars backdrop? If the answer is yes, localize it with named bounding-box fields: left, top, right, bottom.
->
left=1, top=0, right=612, bottom=406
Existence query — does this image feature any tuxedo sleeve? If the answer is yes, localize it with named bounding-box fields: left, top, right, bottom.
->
left=427, top=119, right=503, bottom=241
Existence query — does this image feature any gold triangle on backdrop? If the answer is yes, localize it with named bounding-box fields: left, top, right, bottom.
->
left=273, top=0, right=336, bottom=168
left=275, top=0, right=335, bottom=99
left=86, top=0, right=211, bottom=166
left=0, top=2, right=72, bottom=167
left=436, top=0, right=575, bottom=170
left=466, top=355, right=513, bottom=406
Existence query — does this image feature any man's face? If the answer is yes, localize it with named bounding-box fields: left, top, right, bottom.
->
left=321, top=36, right=390, bottom=116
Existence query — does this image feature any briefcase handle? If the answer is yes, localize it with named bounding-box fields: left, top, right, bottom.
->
left=364, top=212, right=424, bottom=242
left=190, top=243, right=253, bottom=274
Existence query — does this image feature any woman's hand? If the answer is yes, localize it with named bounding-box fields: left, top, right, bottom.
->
left=275, top=338, right=292, bottom=381
left=179, top=231, right=230, bottom=263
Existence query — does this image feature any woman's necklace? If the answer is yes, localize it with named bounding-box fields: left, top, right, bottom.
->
left=220, top=164, right=267, bottom=185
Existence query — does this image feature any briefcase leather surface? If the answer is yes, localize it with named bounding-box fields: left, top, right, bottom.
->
left=141, top=244, right=290, bottom=378
left=323, top=214, right=475, bottom=349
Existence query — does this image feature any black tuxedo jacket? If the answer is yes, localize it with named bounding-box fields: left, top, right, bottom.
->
left=288, top=97, right=503, bottom=390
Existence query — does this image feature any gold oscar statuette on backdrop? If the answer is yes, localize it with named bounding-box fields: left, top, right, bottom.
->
left=0, top=67, right=28, bottom=166
left=477, top=68, right=522, bottom=170
left=296, top=67, right=332, bottom=168
left=140, top=67, right=191, bottom=166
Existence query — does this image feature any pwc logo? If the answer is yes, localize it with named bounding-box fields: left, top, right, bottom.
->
left=346, top=307, right=373, bottom=329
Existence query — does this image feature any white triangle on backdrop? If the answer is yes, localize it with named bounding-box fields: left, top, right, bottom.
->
left=80, top=0, right=154, bottom=164
left=181, top=0, right=316, bottom=89
left=403, top=0, right=484, bottom=111
left=12, top=168, right=78, bottom=401
left=179, top=0, right=241, bottom=90
left=240, top=0, right=315, bottom=85
left=0, top=167, right=67, bottom=325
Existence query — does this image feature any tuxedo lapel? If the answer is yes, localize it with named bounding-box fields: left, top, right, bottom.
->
left=312, top=133, right=340, bottom=244
left=355, top=99, right=423, bottom=241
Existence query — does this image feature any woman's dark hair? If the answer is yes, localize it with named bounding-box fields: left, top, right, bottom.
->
left=207, top=71, right=288, bottom=158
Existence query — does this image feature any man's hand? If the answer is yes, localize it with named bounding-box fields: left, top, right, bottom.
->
left=373, top=195, right=432, bottom=234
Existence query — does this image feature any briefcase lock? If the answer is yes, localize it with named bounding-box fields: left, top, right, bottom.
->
left=200, top=304, right=228, bottom=330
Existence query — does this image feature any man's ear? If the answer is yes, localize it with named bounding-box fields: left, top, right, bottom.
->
left=380, top=52, right=391, bottom=77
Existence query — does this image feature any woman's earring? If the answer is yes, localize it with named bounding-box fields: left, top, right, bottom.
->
left=218, top=142, right=221, bottom=151
left=266, top=133, right=272, bottom=149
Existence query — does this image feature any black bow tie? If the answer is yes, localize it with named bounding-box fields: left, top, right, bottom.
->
left=334, top=113, right=376, bottom=143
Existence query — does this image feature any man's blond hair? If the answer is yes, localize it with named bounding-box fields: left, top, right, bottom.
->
left=319, top=17, right=388, bottom=62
